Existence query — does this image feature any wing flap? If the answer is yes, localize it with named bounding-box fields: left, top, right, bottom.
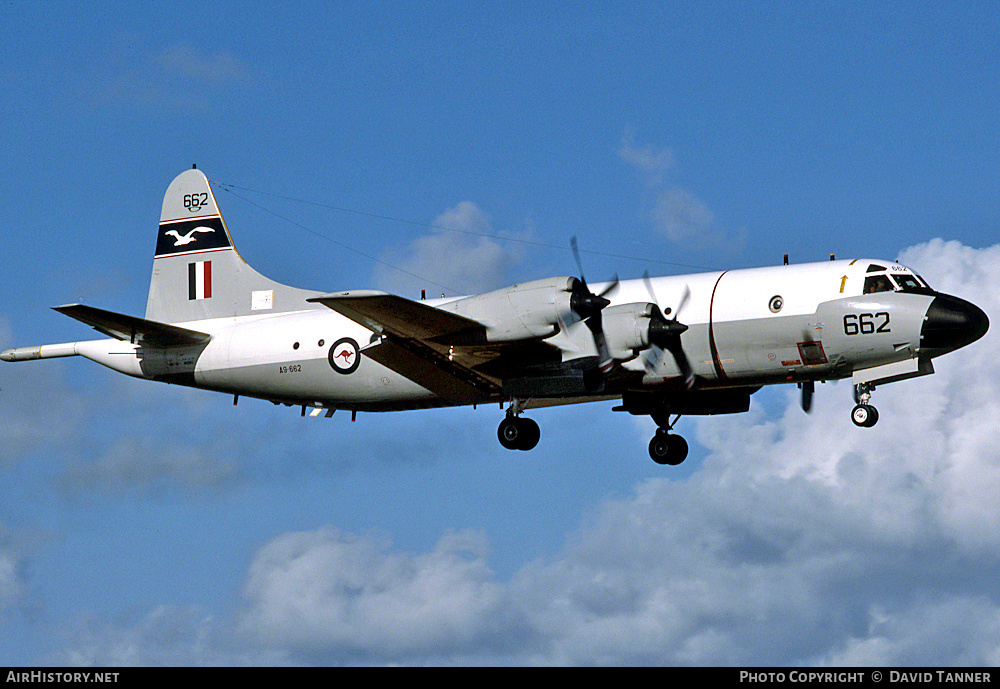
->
left=363, top=337, right=493, bottom=402
left=309, top=292, right=505, bottom=401
left=53, top=304, right=211, bottom=347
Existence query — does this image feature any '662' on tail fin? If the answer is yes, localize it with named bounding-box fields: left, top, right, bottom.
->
left=145, top=168, right=320, bottom=324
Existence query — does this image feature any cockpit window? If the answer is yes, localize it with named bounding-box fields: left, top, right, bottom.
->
left=893, top=274, right=925, bottom=292
left=866, top=264, right=886, bottom=273
left=863, top=270, right=932, bottom=294
left=864, top=275, right=893, bottom=294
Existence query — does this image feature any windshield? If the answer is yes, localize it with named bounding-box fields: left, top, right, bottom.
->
left=864, top=269, right=932, bottom=294
left=892, top=274, right=928, bottom=292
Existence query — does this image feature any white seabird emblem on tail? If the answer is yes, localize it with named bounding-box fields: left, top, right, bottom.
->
left=165, top=226, right=215, bottom=246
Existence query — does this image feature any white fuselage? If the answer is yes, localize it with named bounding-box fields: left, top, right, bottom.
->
left=55, top=258, right=942, bottom=412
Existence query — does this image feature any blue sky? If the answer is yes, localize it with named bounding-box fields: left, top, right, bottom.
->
left=2, top=2, right=1000, bottom=665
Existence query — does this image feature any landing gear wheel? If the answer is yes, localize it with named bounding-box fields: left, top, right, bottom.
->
left=517, top=417, right=540, bottom=450
left=648, top=430, right=688, bottom=465
left=498, top=416, right=540, bottom=451
left=851, top=404, right=879, bottom=428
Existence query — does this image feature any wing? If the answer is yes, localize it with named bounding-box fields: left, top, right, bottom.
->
left=308, top=291, right=485, bottom=344
left=53, top=304, right=211, bottom=347
left=308, top=291, right=560, bottom=403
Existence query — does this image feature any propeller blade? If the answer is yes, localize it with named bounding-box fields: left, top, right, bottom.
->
left=593, top=326, right=613, bottom=372
left=642, top=344, right=664, bottom=373
left=674, top=285, right=691, bottom=320
left=667, top=339, right=695, bottom=389
left=598, top=274, right=620, bottom=299
left=643, top=275, right=695, bottom=388
left=570, top=235, right=587, bottom=288
left=568, top=236, right=616, bottom=372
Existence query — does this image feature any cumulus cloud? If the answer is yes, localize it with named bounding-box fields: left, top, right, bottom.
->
left=651, top=186, right=716, bottom=243
left=619, top=137, right=745, bottom=251
left=239, top=527, right=516, bottom=661
left=21, top=241, right=996, bottom=665
left=237, top=239, right=1000, bottom=665
left=618, top=139, right=675, bottom=188
left=0, top=361, right=89, bottom=466
left=59, top=436, right=238, bottom=495
left=374, top=202, right=521, bottom=297
left=50, top=605, right=283, bottom=667
left=99, top=44, right=252, bottom=112
left=0, top=541, right=27, bottom=616
left=152, top=45, right=250, bottom=87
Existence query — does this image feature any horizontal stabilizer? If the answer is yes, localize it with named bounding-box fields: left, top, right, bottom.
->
left=53, top=304, right=211, bottom=347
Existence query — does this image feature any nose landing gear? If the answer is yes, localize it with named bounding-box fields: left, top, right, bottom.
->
left=851, top=383, right=879, bottom=428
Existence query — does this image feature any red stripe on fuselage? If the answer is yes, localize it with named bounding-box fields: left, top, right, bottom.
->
left=708, top=271, right=729, bottom=380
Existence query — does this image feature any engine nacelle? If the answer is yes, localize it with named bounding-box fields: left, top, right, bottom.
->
left=602, top=302, right=656, bottom=362
left=442, top=277, right=577, bottom=342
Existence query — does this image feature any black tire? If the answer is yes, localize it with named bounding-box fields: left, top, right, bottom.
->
left=649, top=431, right=688, bottom=465
left=649, top=433, right=671, bottom=464
left=498, top=417, right=522, bottom=450
left=517, top=417, right=540, bottom=451
left=668, top=434, right=688, bottom=464
left=498, top=417, right=540, bottom=451
left=851, top=404, right=879, bottom=428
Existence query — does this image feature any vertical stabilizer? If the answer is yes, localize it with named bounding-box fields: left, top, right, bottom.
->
left=146, top=168, right=320, bottom=323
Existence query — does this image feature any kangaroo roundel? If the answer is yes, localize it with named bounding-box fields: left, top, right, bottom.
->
left=329, top=337, right=361, bottom=374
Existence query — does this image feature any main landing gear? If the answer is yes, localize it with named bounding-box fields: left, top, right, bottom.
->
left=851, top=383, right=879, bottom=428
left=648, top=412, right=689, bottom=465
left=497, top=401, right=540, bottom=451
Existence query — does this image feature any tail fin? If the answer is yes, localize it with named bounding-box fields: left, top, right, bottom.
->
left=146, top=168, right=320, bottom=323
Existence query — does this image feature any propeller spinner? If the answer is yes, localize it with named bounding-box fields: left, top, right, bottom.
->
left=642, top=272, right=695, bottom=388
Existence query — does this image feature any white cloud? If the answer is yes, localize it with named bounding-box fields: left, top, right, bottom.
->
left=22, top=242, right=997, bottom=665
left=153, top=45, right=249, bottom=87
left=50, top=605, right=283, bottom=667
left=374, top=202, right=521, bottom=296
left=98, top=44, right=251, bottom=112
left=618, top=138, right=676, bottom=188
left=235, top=240, right=1000, bottom=665
left=819, top=597, right=1000, bottom=666
left=0, top=525, right=32, bottom=621
left=239, top=527, right=513, bottom=660
left=59, top=436, right=238, bottom=495
left=0, top=551, right=25, bottom=615
left=0, top=361, right=89, bottom=466
left=618, top=138, right=745, bottom=251
left=651, top=186, right=716, bottom=243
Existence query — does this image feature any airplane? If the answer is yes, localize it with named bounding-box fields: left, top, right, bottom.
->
left=2, top=168, right=990, bottom=465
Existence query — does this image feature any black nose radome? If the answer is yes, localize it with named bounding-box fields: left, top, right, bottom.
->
left=921, top=293, right=989, bottom=353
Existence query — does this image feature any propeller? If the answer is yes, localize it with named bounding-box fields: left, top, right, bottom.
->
left=569, top=236, right=619, bottom=372
left=642, top=271, right=695, bottom=388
